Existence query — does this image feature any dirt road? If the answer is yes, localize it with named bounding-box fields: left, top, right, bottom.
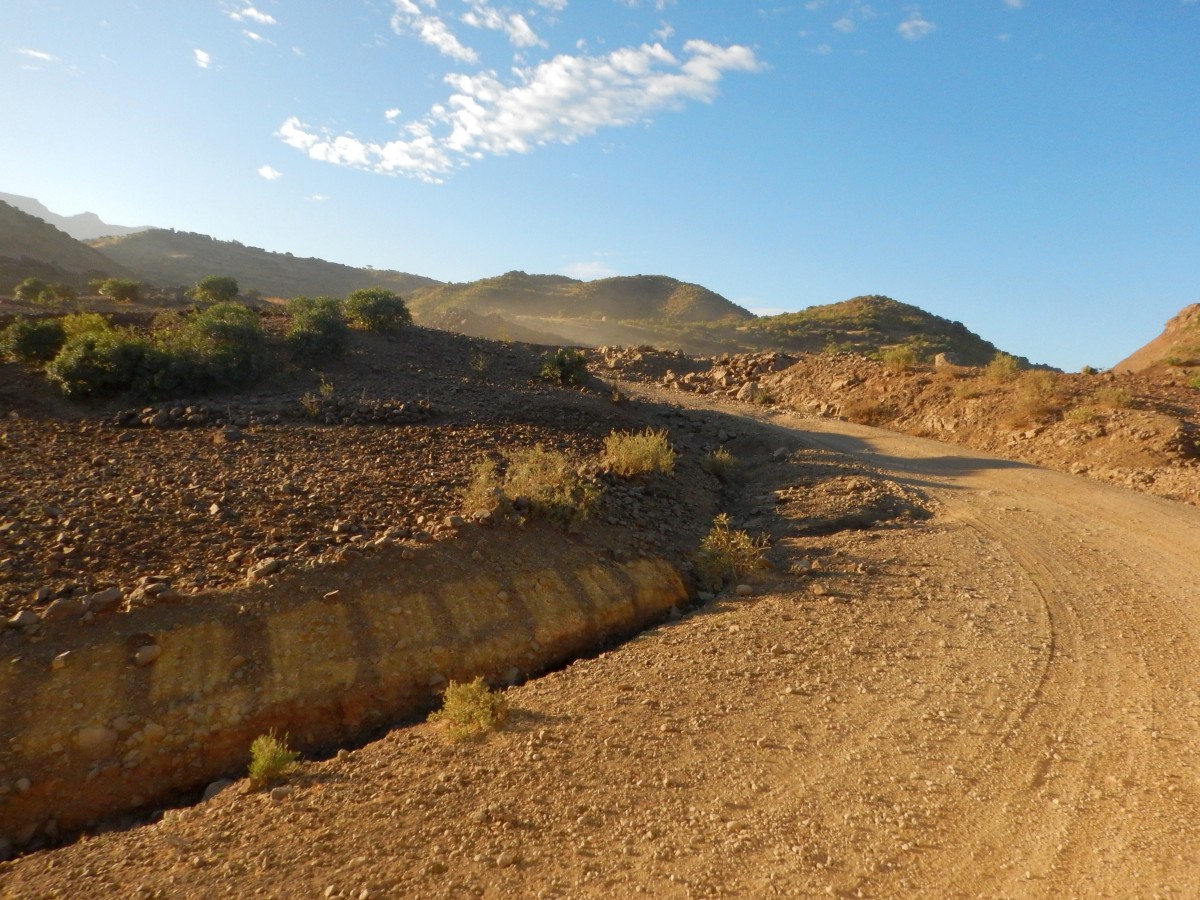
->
left=4, top=399, right=1199, bottom=898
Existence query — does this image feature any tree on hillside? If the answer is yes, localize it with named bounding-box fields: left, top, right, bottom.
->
left=188, top=275, right=239, bottom=305
left=96, top=278, right=142, bottom=304
left=344, top=287, right=412, bottom=332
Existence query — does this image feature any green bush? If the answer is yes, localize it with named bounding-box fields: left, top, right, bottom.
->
left=248, top=730, right=300, bottom=787
left=187, top=275, right=239, bottom=305
left=164, top=302, right=267, bottom=389
left=428, top=677, right=509, bottom=741
left=45, top=327, right=161, bottom=399
left=13, top=277, right=48, bottom=302
left=880, top=345, right=918, bottom=373
left=1, top=317, right=66, bottom=363
left=287, top=296, right=348, bottom=364
left=96, top=278, right=142, bottom=304
left=344, top=287, right=412, bottom=332
left=539, top=348, right=588, bottom=386
left=702, top=447, right=737, bottom=482
left=985, top=352, right=1021, bottom=383
left=693, top=513, right=766, bottom=592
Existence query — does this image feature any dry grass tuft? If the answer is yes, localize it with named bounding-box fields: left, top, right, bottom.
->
left=428, top=677, right=509, bottom=741
left=603, top=428, right=675, bottom=477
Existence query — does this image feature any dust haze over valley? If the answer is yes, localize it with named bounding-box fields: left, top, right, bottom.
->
left=2, top=185, right=1200, bottom=897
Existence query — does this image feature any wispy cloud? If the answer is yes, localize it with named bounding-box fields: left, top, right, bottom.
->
left=17, top=48, right=58, bottom=62
left=193, top=48, right=212, bottom=68
left=562, top=260, right=619, bottom=280
left=390, top=0, right=479, bottom=63
left=257, top=165, right=283, bottom=180
left=385, top=108, right=402, bottom=121
left=279, top=40, right=762, bottom=182
left=897, top=10, right=936, bottom=40
left=461, top=3, right=544, bottom=48
left=1003, top=0, right=1025, bottom=8
left=227, top=5, right=277, bottom=26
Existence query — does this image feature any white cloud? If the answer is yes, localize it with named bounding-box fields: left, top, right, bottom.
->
left=243, top=30, right=274, bottom=44
left=17, top=48, right=58, bottom=62
left=257, top=165, right=283, bottom=180
left=813, top=43, right=833, bottom=55
left=462, top=3, right=545, bottom=48
left=1003, top=0, right=1025, bottom=8
left=385, top=108, right=402, bottom=121
left=897, top=11, right=936, bottom=40
left=193, top=48, right=212, bottom=68
left=279, top=40, right=762, bottom=182
left=562, top=260, right=619, bottom=280
left=391, top=0, right=480, bottom=63
left=654, top=21, right=675, bottom=41
left=307, top=194, right=331, bottom=201
left=832, top=16, right=855, bottom=33
left=227, top=5, right=277, bottom=26
left=535, top=0, right=567, bottom=8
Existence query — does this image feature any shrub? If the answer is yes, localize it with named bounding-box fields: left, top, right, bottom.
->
left=344, top=287, right=412, bottom=332
left=286, top=296, right=348, bottom=364
left=539, top=348, right=588, bottom=386
left=1093, top=386, right=1133, bottom=409
left=1189, top=374, right=1200, bottom=391
left=1080, top=365, right=1097, bottom=376
left=880, top=345, right=918, bottom=373
left=164, top=302, right=267, bottom=389
left=13, top=277, right=48, bottom=302
left=96, top=278, right=142, bottom=304
left=692, top=513, right=765, bottom=591
left=1, top=317, right=66, bottom=363
left=463, top=445, right=600, bottom=524
left=602, top=428, right=675, bottom=476
left=702, top=447, right=737, bottom=481
left=428, top=677, right=509, bottom=741
left=188, top=275, right=239, bottom=305
left=247, top=730, right=300, bottom=786
left=985, top=352, right=1021, bottom=383
left=45, top=327, right=161, bottom=399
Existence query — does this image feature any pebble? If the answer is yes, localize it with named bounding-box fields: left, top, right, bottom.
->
left=496, top=849, right=518, bottom=868
left=6, top=609, right=39, bottom=629
left=735, top=584, right=753, bottom=597
left=270, top=785, right=293, bottom=803
left=134, top=644, right=162, bottom=666
left=202, top=779, right=234, bottom=802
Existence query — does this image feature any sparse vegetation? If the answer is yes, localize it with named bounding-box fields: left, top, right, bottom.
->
left=539, top=348, right=588, bottom=386
left=462, top=445, right=600, bottom=524
left=95, top=277, right=142, bottom=304
left=985, top=352, right=1021, bottom=383
left=344, top=287, right=412, bottom=332
left=13, top=277, right=48, bottom=302
left=880, top=345, right=919, bottom=373
left=1094, top=386, right=1134, bottom=409
left=248, top=730, right=300, bottom=787
left=428, top=676, right=509, bottom=740
left=702, top=447, right=737, bottom=482
left=602, top=428, right=675, bottom=477
left=692, top=513, right=766, bottom=591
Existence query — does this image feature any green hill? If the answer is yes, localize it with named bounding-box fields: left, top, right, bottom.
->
left=0, top=201, right=135, bottom=289
left=89, top=229, right=440, bottom=299
left=746, top=295, right=1005, bottom=365
left=408, top=271, right=752, bottom=324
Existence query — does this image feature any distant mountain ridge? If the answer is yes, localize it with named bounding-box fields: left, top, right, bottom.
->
left=90, top=229, right=440, bottom=299
left=0, top=201, right=135, bottom=287
left=0, top=192, right=151, bottom=240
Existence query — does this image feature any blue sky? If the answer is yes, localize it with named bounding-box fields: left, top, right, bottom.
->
left=3, top=1, right=1198, bottom=370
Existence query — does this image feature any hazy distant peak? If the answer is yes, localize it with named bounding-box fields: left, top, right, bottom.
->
left=0, top=191, right=152, bottom=241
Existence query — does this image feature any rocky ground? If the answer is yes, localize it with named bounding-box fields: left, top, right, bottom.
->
left=6, top=323, right=1200, bottom=896
left=594, top=344, right=1200, bottom=505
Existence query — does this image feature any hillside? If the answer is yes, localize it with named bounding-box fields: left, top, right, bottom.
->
left=408, top=271, right=753, bottom=324
left=0, top=192, right=151, bottom=241
left=1113, top=303, right=1200, bottom=373
left=0, top=201, right=135, bottom=289
left=89, top=229, right=440, bottom=298
left=746, top=295, right=1005, bottom=365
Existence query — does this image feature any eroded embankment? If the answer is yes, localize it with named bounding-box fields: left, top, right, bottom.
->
left=0, top=524, right=687, bottom=847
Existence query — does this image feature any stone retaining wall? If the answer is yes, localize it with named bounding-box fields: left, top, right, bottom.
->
left=0, top=524, right=688, bottom=846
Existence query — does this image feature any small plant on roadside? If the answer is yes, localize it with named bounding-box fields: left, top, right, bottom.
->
left=460, top=456, right=502, bottom=513
left=462, top=446, right=600, bottom=524
left=539, top=348, right=588, bottom=386
left=1064, top=404, right=1101, bottom=425
left=428, top=676, right=509, bottom=741
left=602, top=427, right=675, bottom=477
left=702, top=447, right=737, bottom=482
left=692, top=513, right=766, bottom=592
left=286, top=295, right=349, bottom=364
left=248, top=730, right=300, bottom=787
left=1188, top=374, right=1200, bottom=391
